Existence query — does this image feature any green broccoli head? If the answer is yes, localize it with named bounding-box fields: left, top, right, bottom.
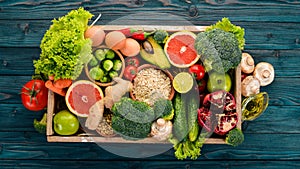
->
left=206, top=17, right=245, bottom=50
left=33, top=113, right=47, bottom=134
left=153, top=30, right=169, bottom=44
left=225, top=128, right=244, bottom=147
left=111, top=97, right=155, bottom=140
left=153, top=98, right=174, bottom=120
left=195, top=28, right=242, bottom=73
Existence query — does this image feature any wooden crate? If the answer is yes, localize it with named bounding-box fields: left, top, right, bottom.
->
left=46, top=25, right=242, bottom=144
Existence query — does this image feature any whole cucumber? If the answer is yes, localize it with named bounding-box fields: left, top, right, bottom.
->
left=173, top=93, right=188, bottom=141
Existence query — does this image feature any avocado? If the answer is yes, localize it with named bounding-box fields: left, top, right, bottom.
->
left=140, top=37, right=171, bottom=69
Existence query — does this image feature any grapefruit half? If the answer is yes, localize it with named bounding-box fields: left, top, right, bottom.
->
left=164, top=31, right=200, bottom=68
left=65, top=80, right=104, bottom=117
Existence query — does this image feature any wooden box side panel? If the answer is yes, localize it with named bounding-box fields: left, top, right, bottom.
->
left=46, top=90, right=55, bottom=137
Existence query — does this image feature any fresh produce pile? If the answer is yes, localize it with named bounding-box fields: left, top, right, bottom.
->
left=20, top=8, right=275, bottom=160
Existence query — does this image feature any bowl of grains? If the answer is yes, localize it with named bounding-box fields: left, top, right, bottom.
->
left=130, top=64, right=175, bottom=106
left=96, top=111, right=116, bottom=137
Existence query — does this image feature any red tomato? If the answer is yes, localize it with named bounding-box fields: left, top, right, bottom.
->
left=21, top=79, right=48, bottom=111
left=189, top=64, right=205, bottom=80
left=125, top=57, right=140, bottom=67
left=124, top=65, right=137, bottom=81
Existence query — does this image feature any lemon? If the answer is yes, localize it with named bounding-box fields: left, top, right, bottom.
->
left=172, top=72, right=194, bottom=93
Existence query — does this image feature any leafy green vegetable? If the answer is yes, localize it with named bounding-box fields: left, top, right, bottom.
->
left=105, top=49, right=115, bottom=59
left=206, top=17, right=245, bottom=50
left=153, top=98, right=174, bottom=120
left=173, top=132, right=208, bottom=160
left=33, top=8, right=93, bottom=80
left=33, top=113, right=47, bottom=134
left=109, top=71, right=118, bottom=78
left=111, top=97, right=155, bottom=140
left=89, top=67, right=104, bottom=80
left=195, top=28, right=242, bottom=73
left=113, top=59, right=122, bottom=71
left=225, top=128, right=244, bottom=147
left=94, top=49, right=106, bottom=61
left=102, top=60, right=114, bottom=71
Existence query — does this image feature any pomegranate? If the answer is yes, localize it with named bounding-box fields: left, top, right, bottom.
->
left=198, top=90, right=238, bottom=135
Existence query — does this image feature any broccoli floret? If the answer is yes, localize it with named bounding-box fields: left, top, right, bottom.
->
left=33, top=113, right=47, bottom=134
left=225, top=128, right=244, bottom=147
left=153, top=98, right=174, bottom=120
left=194, top=28, right=242, bottom=73
left=206, top=17, right=245, bottom=50
left=153, top=30, right=169, bottom=44
left=111, top=97, right=155, bottom=140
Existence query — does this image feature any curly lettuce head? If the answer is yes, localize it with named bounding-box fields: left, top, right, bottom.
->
left=34, top=8, right=93, bottom=80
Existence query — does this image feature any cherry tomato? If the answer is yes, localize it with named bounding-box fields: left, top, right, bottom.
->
left=125, top=57, right=140, bottom=67
left=189, top=64, right=205, bottom=80
left=21, top=79, right=48, bottom=111
left=124, top=65, right=137, bottom=81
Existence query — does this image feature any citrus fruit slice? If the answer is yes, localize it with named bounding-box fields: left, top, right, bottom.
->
left=172, top=72, right=194, bottom=93
left=65, top=80, right=104, bottom=117
left=164, top=31, right=200, bottom=68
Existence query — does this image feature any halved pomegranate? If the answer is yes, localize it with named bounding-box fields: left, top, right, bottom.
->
left=203, top=90, right=236, bottom=111
left=198, top=90, right=238, bottom=135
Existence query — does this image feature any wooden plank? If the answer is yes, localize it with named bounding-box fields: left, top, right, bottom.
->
left=0, top=0, right=300, bottom=22
left=0, top=160, right=299, bottom=169
left=0, top=103, right=44, bottom=132
left=0, top=47, right=38, bottom=76
left=0, top=133, right=300, bottom=160
left=0, top=20, right=300, bottom=49
left=242, top=106, right=300, bottom=134
left=0, top=76, right=32, bottom=104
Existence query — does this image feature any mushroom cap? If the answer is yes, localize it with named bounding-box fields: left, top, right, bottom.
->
left=241, top=75, right=260, bottom=97
left=150, top=118, right=173, bottom=141
left=253, top=62, right=275, bottom=86
left=241, top=53, right=255, bottom=74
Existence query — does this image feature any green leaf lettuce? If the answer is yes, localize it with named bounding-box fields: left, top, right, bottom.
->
left=34, top=7, right=93, bottom=80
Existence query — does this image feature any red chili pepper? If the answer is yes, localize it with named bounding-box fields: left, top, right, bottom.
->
left=131, top=31, right=154, bottom=40
left=118, top=28, right=138, bottom=37
left=118, top=28, right=154, bottom=40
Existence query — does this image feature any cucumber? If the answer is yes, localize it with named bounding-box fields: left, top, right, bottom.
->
left=184, top=91, right=200, bottom=142
left=173, top=93, right=188, bottom=141
left=188, top=121, right=199, bottom=142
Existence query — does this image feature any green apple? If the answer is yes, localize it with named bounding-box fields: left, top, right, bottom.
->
left=207, top=72, right=232, bottom=92
left=53, top=110, right=79, bottom=135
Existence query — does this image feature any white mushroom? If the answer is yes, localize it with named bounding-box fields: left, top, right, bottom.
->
left=241, top=76, right=260, bottom=97
left=241, top=53, right=255, bottom=74
left=253, top=62, right=275, bottom=86
left=150, top=118, right=173, bottom=141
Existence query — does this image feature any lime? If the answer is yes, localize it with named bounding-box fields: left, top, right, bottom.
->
left=172, top=72, right=194, bottom=93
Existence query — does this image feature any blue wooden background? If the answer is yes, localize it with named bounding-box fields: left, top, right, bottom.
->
left=1, top=0, right=300, bottom=168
